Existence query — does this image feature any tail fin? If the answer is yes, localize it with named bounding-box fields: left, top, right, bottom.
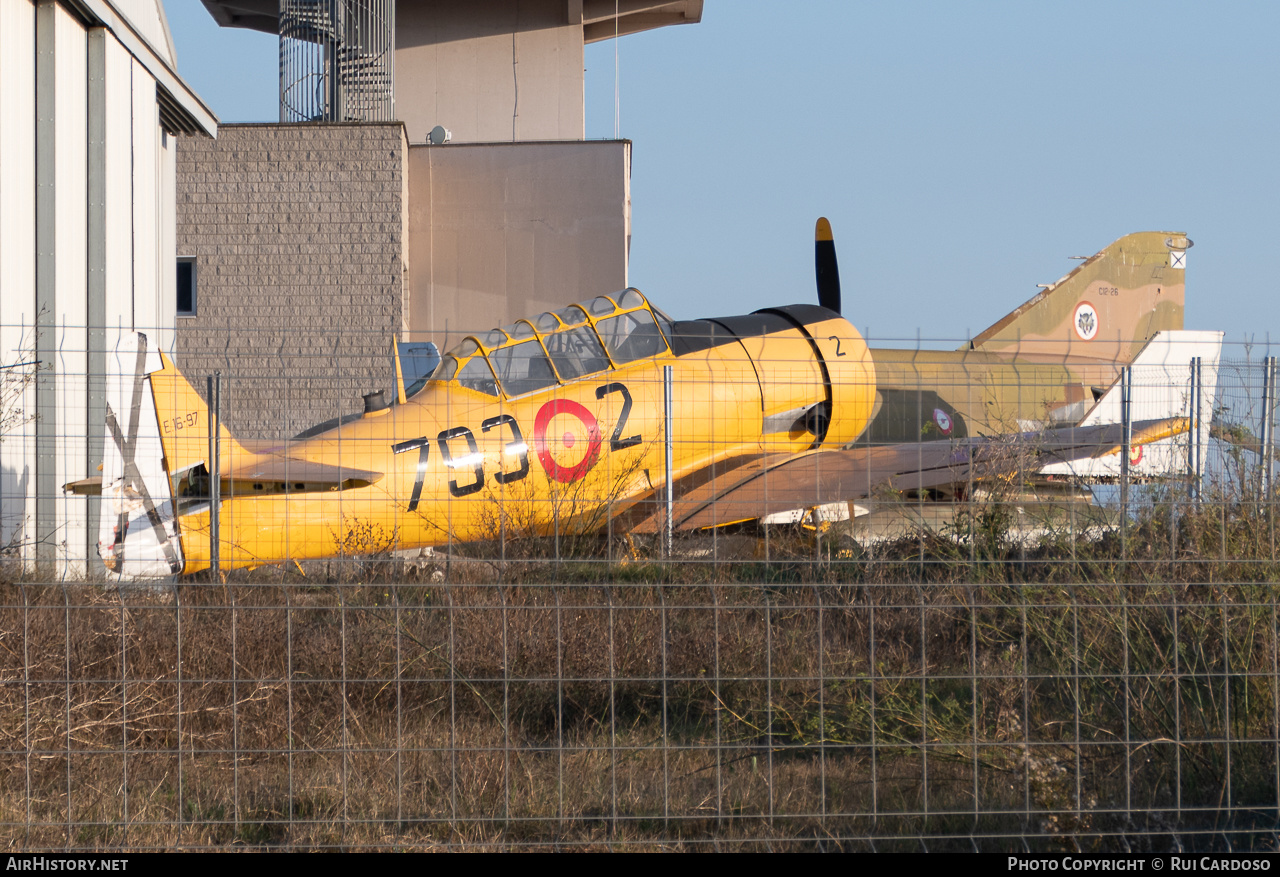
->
left=148, top=349, right=247, bottom=477
left=968, top=231, right=1189, bottom=362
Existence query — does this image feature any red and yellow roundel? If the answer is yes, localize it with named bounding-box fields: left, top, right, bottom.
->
left=533, top=399, right=603, bottom=483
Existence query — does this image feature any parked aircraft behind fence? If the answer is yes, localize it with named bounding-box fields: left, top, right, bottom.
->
left=864, top=227, right=1196, bottom=444
left=67, top=223, right=1208, bottom=577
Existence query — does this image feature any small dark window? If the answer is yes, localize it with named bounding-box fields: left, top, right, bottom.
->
left=177, top=257, right=196, bottom=316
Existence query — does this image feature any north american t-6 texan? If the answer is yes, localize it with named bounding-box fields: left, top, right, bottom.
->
left=68, top=222, right=1221, bottom=577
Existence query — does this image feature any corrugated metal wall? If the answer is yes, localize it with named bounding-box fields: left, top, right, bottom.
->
left=52, top=2, right=90, bottom=573
left=0, top=0, right=180, bottom=577
left=103, top=32, right=133, bottom=322
left=0, top=0, right=37, bottom=556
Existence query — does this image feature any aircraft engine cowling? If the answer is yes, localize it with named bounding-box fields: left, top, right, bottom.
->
left=689, top=305, right=876, bottom=452
left=754, top=305, right=877, bottom=449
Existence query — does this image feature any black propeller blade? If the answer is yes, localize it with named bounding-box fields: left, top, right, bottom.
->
left=815, top=217, right=841, bottom=315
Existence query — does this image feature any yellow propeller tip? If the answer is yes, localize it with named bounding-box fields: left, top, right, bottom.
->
left=815, top=217, right=833, bottom=242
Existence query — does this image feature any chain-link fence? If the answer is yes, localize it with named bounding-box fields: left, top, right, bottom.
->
left=4, top=580, right=1279, bottom=851
left=3, top=333, right=1280, bottom=849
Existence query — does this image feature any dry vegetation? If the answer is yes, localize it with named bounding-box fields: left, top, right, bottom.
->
left=4, top=484, right=1280, bottom=851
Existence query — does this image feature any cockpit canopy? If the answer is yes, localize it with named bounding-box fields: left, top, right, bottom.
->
left=426, top=289, right=674, bottom=399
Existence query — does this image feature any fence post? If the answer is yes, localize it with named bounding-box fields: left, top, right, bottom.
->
left=1189, top=356, right=1203, bottom=505
left=208, top=373, right=221, bottom=577
left=1262, top=356, right=1276, bottom=499
left=663, top=365, right=674, bottom=558
left=1263, top=356, right=1277, bottom=560
left=1121, top=365, right=1132, bottom=553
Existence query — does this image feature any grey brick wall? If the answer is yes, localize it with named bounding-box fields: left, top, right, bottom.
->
left=175, top=123, right=409, bottom=441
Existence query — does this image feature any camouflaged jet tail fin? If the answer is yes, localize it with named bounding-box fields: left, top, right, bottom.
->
left=966, top=231, right=1190, bottom=363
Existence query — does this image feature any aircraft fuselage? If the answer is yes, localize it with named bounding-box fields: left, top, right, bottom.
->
left=168, top=296, right=875, bottom=573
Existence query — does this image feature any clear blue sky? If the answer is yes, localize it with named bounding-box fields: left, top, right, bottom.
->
left=164, top=2, right=1280, bottom=348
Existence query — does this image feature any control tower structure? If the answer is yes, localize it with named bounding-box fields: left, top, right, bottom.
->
left=201, top=0, right=703, bottom=140
left=179, top=1, right=702, bottom=438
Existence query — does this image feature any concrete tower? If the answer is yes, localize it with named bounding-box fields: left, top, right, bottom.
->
left=176, top=0, right=702, bottom=438
left=202, top=0, right=702, bottom=140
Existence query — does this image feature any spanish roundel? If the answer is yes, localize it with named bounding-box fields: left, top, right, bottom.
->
left=533, top=399, right=603, bottom=483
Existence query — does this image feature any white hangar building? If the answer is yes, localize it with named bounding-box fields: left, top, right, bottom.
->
left=0, top=0, right=216, bottom=576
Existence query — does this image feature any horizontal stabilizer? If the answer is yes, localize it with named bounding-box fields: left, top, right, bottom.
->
left=63, top=476, right=102, bottom=496
left=69, top=460, right=382, bottom=498
left=220, top=456, right=383, bottom=494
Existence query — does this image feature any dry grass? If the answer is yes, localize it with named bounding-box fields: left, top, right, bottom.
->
left=4, top=486, right=1280, bottom=851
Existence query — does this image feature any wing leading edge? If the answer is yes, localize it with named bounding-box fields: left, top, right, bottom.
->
left=630, top=418, right=1186, bottom=534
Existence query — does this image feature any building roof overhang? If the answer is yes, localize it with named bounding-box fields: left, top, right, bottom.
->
left=198, top=0, right=277, bottom=34
left=200, top=0, right=702, bottom=42
left=576, top=0, right=703, bottom=43
left=63, top=0, right=219, bottom=136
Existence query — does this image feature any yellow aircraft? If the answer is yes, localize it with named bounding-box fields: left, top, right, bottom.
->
left=73, top=224, right=1188, bottom=577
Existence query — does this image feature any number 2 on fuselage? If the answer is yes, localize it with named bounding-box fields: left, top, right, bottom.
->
left=392, top=382, right=638, bottom=512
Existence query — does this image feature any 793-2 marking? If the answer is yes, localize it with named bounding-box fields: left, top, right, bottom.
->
left=391, top=382, right=637, bottom=511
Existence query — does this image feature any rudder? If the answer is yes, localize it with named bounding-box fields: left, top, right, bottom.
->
left=98, top=333, right=247, bottom=577
left=968, top=231, right=1190, bottom=362
left=99, top=333, right=183, bottom=577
